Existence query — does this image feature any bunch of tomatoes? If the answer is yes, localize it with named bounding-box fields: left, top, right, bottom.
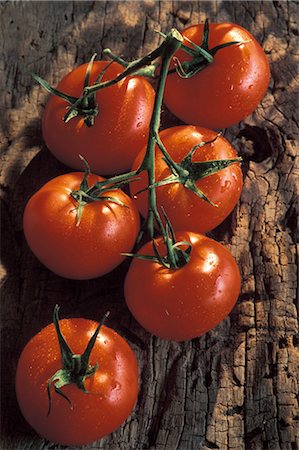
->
left=16, top=22, right=270, bottom=446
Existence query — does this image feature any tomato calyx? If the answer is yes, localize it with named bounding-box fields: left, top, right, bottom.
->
left=32, top=54, right=103, bottom=127
left=137, top=134, right=242, bottom=206
left=47, top=305, right=109, bottom=415
left=172, top=19, right=240, bottom=79
left=125, top=209, right=192, bottom=270
left=70, top=157, right=135, bottom=225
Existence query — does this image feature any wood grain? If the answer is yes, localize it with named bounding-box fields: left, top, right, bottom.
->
left=1, top=1, right=298, bottom=449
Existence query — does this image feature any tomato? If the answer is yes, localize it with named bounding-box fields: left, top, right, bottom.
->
left=16, top=316, right=138, bottom=446
left=131, top=125, right=242, bottom=234
left=23, top=172, right=140, bottom=279
left=124, top=232, right=240, bottom=341
left=164, top=22, right=270, bottom=129
left=42, top=61, right=155, bottom=175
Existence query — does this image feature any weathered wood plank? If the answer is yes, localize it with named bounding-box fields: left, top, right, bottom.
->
left=1, top=1, right=298, bottom=449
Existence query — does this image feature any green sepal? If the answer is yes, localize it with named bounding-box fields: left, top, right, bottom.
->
left=180, top=133, right=221, bottom=167
left=53, top=305, right=74, bottom=369
left=188, top=157, right=242, bottom=181
left=64, top=107, right=79, bottom=123
left=183, top=35, right=213, bottom=62
left=201, top=18, right=210, bottom=50
left=173, top=240, right=192, bottom=267
left=122, top=252, right=162, bottom=265
left=46, top=306, right=110, bottom=416
left=174, top=18, right=240, bottom=79
left=152, top=239, right=170, bottom=268
left=32, top=73, right=78, bottom=104
left=79, top=155, right=91, bottom=191
left=84, top=53, right=97, bottom=88
left=47, top=368, right=73, bottom=416
left=80, top=311, right=110, bottom=373
left=70, top=157, right=132, bottom=225
left=183, top=179, right=217, bottom=207
left=209, top=41, right=241, bottom=56
left=174, top=56, right=207, bottom=79
left=160, top=207, right=191, bottom=269
left=134, top=174, right=177, bottom=196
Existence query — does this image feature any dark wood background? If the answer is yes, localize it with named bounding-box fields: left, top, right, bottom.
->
left=1, top=1, right=298, bottom=449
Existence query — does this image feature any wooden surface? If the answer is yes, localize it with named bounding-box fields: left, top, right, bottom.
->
left=1, top=1, right=298, bottom=449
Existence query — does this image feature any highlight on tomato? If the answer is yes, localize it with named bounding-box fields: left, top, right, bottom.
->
left=124, top=231, right=241, bottom=341
left=15, top=306, right=138, bottom=446
left=23, top=170, right=140, bottom=280
left=131, top=125, right=243, bottom=234
left=164, top=21, right=270, bottom=129
left=37, top=59, right=155, bottom=175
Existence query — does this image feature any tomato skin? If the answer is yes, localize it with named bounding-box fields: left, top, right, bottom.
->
left=23, top=172, right=140, bottom=279
left=131, top=125, right=242, bottom=234
left=16, top=319, right=138, bottom=446
left=164, top=23, right=270, bottom=129
left=124, top=232, right=240, bottom=341
left=42, top=61, right=155, bottom=175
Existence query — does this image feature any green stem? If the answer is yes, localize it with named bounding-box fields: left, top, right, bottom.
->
left=86, top=169, right=139, bottom=197
left=102, top=48, right=130, bottom=68
left=103, top=48, right=158, bottom=78
left=154, top=132, right=189, bottom=178
left=84, top=42, right=165, bottom=96
left=139, top=29, right=182, bottom=242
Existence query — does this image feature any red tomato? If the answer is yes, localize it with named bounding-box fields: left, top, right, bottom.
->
left=16, top=317, right=138, bottom=446
left=23, top=172, right=140, bottom=279
left=42, top=61, right=155, bottom=175
left=131, top=125, right=242, bottom=234
left=164, top=23, right=270, bottom=129
left=125, top=232, right=241, bottom=341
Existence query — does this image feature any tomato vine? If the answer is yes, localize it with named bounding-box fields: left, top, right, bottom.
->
left=17, top=16, right=271, bottom=444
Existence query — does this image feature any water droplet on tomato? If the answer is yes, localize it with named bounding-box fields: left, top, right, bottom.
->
left=136, top=122, right=142, bottom=128
left=112, top=381, right=121, bottom=391
left=248, top=85, right=253, bottom=90
left=215, top=275, right=223, bottom=295
left=230, top=85, right=234, bottom=91
left=221, top=179, right=231, bottom=192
